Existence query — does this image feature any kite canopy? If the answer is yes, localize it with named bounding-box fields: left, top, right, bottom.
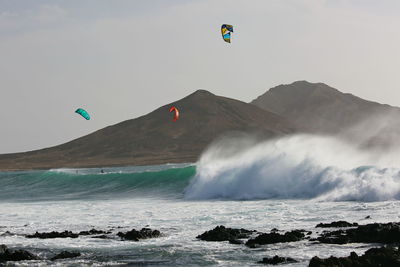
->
left=75, top=108, right=90, bottom=120
left=221, top=24, right=233, bottom=43
left=169, top=106, right=179, bottom=122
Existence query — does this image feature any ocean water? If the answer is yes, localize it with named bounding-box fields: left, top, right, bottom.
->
left=1, top=134, right=400, bottom=266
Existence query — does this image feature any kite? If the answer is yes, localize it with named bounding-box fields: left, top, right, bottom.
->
left=169, top=106, right=179, bottom=122
left=75, top=108, right=90, bottom=120
left=221, top=24, right=233, bottom=43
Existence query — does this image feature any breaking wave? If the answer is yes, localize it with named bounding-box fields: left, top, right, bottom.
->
left=184, top=134, right=400, bottom=201
left=2, top=135, right=400, bottom=203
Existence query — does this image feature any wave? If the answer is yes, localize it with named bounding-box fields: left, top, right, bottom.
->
left=3, top=135, right=400, bottom=202
left=0, top=164, right=195, bottom=201
left=184, top=134, right=400, bottom=202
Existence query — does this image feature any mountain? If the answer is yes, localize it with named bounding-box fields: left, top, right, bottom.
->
left=251, top=80, right=400, bottom=134
left=0, top=90, right=296, bottom=171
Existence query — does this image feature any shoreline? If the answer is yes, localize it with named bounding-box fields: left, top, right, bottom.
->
left=1, top=220, right=399, bottom=266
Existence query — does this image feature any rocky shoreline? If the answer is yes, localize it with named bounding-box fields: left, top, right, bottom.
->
left=309, top=247, right=400, bottom=267
left=195, top=221, right=400, bottom=266
left=0, top=227, right=163, bottom=262
left=1, top=221, right=400, bottom=265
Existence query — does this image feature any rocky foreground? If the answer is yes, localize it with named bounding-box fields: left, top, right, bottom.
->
left=196, top=221, right=400, bottom=266
left=0, top=227, right=163, bottom=262
left=2, top=221, right=400, bottom=265
left=313, top=222, right=400, bottom=244
left=0, top=244, right=39, bottom=262
left=309, top=246, right=400, bottom=267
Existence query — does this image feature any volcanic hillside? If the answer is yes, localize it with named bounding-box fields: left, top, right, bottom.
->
left=252, top=80, right=400, bottom=134
left=0, top=90, right=295, bottom=170
left=251, top=80, right=400, bottom=148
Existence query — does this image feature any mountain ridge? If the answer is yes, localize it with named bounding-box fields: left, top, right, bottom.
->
left=251, top=80, right=399, bottom=134
left=3, top=81, right=400, bottom=171
left=0, top=89, right=295, bottom=171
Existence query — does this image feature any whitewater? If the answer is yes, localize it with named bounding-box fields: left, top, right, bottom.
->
left=1, top=134, right=400, bottom=266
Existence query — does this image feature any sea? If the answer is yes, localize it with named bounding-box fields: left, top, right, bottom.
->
left=1, top=134, right=400, bottom=266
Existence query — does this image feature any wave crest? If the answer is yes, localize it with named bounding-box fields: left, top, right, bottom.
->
left=184, top=135, right=400, bottom=201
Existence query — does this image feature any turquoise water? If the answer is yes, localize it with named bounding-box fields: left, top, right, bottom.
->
left=0, top=163, right=400, bottom=266
left=0, top=164, right=195, bottom=201
left=2, top=133, right=400, bottom=265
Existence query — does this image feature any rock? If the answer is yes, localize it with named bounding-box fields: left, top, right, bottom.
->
left=308, top=246, right=400, bottom=267
left=78, top=229, right=110, bottom=235
left=316, top=222, right=400, bottom=244
left=259, top=255, right=297, bottom=265
left=246, top=230, right=305, bottom=248
left=26, top=229, right=110, bottom=239
left=5, top=250, right=38, bottom=261
left=0, top=244, right=39, bottom=261
left=315, top=229, right=349, bottom=244
left=26, top=231, right=79, bottom=239
left=196, top=225, right=255, bottom=242
left=316, top=221, right=358, bottom=228
left=51, top=251, right=81, bottom=261
left=117, top=228, right=161, bottom=241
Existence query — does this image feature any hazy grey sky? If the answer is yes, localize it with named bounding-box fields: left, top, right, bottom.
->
left=1, top=0, right=400, bottom=153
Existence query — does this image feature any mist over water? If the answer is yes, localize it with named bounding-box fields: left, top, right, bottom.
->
left=2, top=135, right=400, bottom=203
left=185, top=134, right=400, bottom=201
left=2, top=111, right=400, bottom=204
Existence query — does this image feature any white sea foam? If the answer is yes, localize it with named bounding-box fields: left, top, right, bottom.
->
left=185, top=134, right=400, bottom=201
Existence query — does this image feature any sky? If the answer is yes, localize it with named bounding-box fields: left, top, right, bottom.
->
left=1, top=0, right=400, bottom=153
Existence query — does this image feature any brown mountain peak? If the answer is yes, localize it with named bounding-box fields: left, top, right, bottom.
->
left=0, top=89, right=296, bottom=170
left=251, top=81, right=399, bottom=134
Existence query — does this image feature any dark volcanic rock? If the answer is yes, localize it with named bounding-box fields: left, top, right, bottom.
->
left=117, top=228, right=161, bottom=241
left=51, top=251, right=81, bottom=261
left=196, top=225, right=255, bottom=242
left=0, top=244, right=39, bottom=262
left=245, top=230, right=305, bottom=248
left=316, top=221, right=358, bottom=228
left=26, top=231, right=79, bottom=239
left=309, top=246, right=400, bottom=267
left=316, top=222, right=400, bottom=244
left=78, top=229, right=110, bottom=235
left=26, top=229, right=110, bottom=239
left=259, top=255, right=297, bottom=265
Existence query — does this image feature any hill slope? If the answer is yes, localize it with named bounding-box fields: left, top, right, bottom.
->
left=251, top=80, right=399, bottom=134
left=0, top=90, right=295, bottom=170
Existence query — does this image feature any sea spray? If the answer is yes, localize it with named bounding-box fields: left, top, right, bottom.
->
left=184, top=134, right=400, bottom=201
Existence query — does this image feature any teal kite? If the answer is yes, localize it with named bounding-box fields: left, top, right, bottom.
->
left=75, top=108, right=90, bottom=120
left=221, top=24, right=233, bottom=43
